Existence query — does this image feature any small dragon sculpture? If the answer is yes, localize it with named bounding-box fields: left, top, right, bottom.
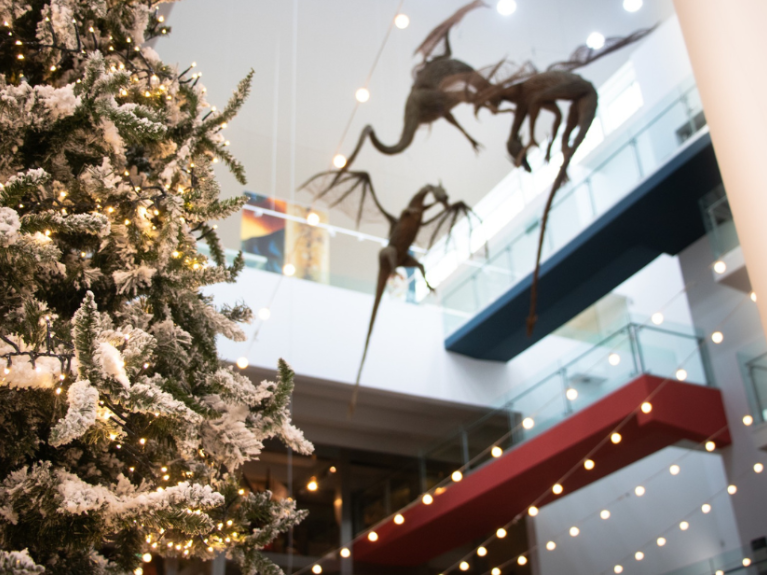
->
left=301, top=170, right=481, bottom=413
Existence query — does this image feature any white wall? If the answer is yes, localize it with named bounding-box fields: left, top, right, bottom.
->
left=534, top=448, right=741, bottom=575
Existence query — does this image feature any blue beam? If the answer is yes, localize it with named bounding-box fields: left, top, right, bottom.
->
left=445, top=132, right=721, bottom=361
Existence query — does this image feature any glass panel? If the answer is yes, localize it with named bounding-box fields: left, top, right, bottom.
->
left=637, top=325, right=708, bottom=385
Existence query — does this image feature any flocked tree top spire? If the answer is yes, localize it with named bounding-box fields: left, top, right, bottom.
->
left=0, top=1, right=312, bottom=573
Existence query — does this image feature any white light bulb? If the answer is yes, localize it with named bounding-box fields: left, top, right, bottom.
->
left=394, top=14, right=410, bottom=29
left=657, top=537, right=666, bottom=547
left=569, top=526, right=580, bottom=537
left=492, top=569, right=501, bottom=575
left=611, top=432, right=622, bottom=444
left=422, top=493, right=433, bottom=505
left=600, top=509, right=611, bottom=520
left=142, top=553, right=152, bottom=563
left=522, top=417, right=534, bottom=430
left=743, top=414, right=754, bottom=426
left=670, top=464, right=680, bottom=476
left=459, top=561, right=470, bottom=572
left=679, top=521, right=689, bottom=531
left=552, top=483, right=563, bottom=495
left=711, top=331, right=724, bottom=344
left=496, top=528, right=507, bottom=538
left=614, top=566, right=623, bottom=574
left=528, top=506, right=539, bottom=517
left=676, top=368, right=688, bottom=381
left=608, top=353, right=621, bottom=366
left=332, top=154, right=347, bottom=169
left=312, top=565, right=322, bottom=574
left=751, top=291, right=757, bottom=302
left=368, top=531, right=378, bottom=542
left=236, top=357, right=249, bottom=369
left=755, top=463, right=764, bottom=474
left=584, top=459, right=595, bottom=470
left=306, top=212, right=320, bottom=226
left=635, top=551, right=644, bottom=561
left=623, top=0, right=643, bottom=12
left=491, top=446, right=503, bottom=458
left=651, top=312, right=664, bottom=325
left=641, top=402, right=653, bottom=414
left=587, top=32, right=606, bottom=50
left=705, top=441, right=716, bottom=452
left=546, top=541, right=556, bottom=551
left=743, top=558, right=752, bottom=567
left=702, top=503, right=712, bottom=514
left=635, top=485, right=646, bottom=497
left=258, top=307, right=271, bottom=321
left=452, top=470, right=463, bottom=482
left=566, top=388, right=578, bottom=400
left=714, top=260, right=727, bottom=274
left=517, top=556, right=527, bottom=566
left=727, top=484, right=737, bottom=495
left=355, top=88, right=370, bottom=103
left=340, top=548, right=351, bottom=558
left=496, top=0, right=517, bottom=16
left=283, top=263, right=296, bottom=276
left=477, top=546, right=487, bottom=557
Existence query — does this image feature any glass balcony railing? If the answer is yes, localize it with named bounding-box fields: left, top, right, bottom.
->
left=740, top=344, right=767, bottom=424
left=352, top=322, right=712, bottom=535
left=659, top=545, right=766, bottom=575
left=700, top=186, right=740, bottom=260
left=437, top=78, right=708, bottom=336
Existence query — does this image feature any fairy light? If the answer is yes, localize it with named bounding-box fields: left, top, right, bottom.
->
left=743, top=558, right=752, bottom=567
left=311, top=565, right=322, bottom=574
left=452, top=470, right=463, bottom=482
left=517, top=556, right=527, bottom=566
left=635, top=485, right=646, bottom=496
left=332, top=154, right=347, bottom=169
left=670, top=464, right=680, bottom=475
left=368, top=531, right=378, bottom=542
left=651, top=312, right=664, bottom=325
left=608, top=353, right=621, bottom=366
left=459, top=561, right=470, bottom=571
left=611, top=432, right=622, bottom=444
left=307, top=478, right=318, bottom=491
left=705, top=441, right=716, bottom=452
left=522, top=417, right=534, bottom=430
left=584, top=459, right=595, bottom=470
left=496, top=0, right=517, bottom=16
left=713, top=260, right=726, bottom=274
left=552, top=483, right=563, bottom=495
left=492, top=569, right=501, bottom=575
left=569, top=526, right=580, bottom=537
left=496, top=528, right=507, bottom=538
left=236, top=357, right=248, bottom=369
left=657, top=537, right=666, bottom=546
left=528, top=506, right=539, bottom=517
left=355, top=88, right=370, bottom=103
left=679, top=520, right=689, bottom=531
left=614, top=566, right=623, bottom=574
left=600, top=509, right=611, bottom=520
left=491, top=446, right=503, bottom=458
left=546, top=541, right=556, bottom=551
left=340, top=548, right=350, bottom=558
left=306, top=212, right=320, bottom=226
left=477, top=546, right=487, bottom=557
left=702, top=503, right=711, bottom=513
left=139, top=438, right=146, bottom=445
left=743, top=415, right=754, bottom=426
left=394, top=514, right=404, bottom=525
left=566, top=388, right=578, bottom=400
left=257, top=307, right=272, bottom=321
left=641, top=402, right=653, bottom=414
left=727, top=484, right=737, bottom=495
left=394, top=14, right=410, bottom=28
left=755, top=463, right=764, bottom=473
left=711, top=331, right=724, bottom=344
left=142, top=553, right=152, bottom=563
left=751, top=291, right=757, bottom=302
left=422, top=493, right=433, bottom=505
left=283, top=263, right=296, bottom=276
left=675, top=368, right=688, bottom=381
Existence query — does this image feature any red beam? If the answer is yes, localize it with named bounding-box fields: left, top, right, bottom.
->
left=353, top=375, right=730, bottom=566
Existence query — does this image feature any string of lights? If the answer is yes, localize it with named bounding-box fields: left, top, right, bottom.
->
left=286, top=275, right=756, bottom=575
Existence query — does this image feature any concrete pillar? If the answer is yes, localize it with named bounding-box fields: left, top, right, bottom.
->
left=673, top=0, right=767, bottom=332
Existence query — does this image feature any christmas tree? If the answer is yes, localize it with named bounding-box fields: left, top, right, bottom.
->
left=0, top=1, right=313, bottom=574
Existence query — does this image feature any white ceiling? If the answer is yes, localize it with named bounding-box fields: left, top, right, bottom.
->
left=157, top=0, right=674, bottom=248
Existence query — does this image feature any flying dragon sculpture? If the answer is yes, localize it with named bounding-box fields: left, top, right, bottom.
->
left=330, top=0, right=491, bottom=187
left=465, top=26, right=657, bottom=334
left=301, top=171, right=481, bottom=413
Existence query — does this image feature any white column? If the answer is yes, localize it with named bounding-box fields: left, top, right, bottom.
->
left=673, top=0, right=767, bottom=331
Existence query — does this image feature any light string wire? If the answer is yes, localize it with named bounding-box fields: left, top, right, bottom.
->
left=439, top=293, right=750, bottom=575
left=287, top=260, right=754, bottom=575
